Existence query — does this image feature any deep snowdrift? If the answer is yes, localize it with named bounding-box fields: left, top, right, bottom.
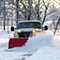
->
left=9, top=34, right=53, bottom=52
left=25, top=46, right=60, bottom=60
left=0, top=30, right=14, bottom=38
left=25, top=30, right=60, bottom=60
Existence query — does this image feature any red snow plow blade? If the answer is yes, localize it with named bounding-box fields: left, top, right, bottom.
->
left=8, top=38, right=28, bottom=49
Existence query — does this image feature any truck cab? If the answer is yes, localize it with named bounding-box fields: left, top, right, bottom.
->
left=14, top=20, right=42, bottom=38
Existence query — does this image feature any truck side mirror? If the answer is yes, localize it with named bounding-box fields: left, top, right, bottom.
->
left=11, top=26, right=14, bottom=31
left=44, top=26, right=48, bottom=30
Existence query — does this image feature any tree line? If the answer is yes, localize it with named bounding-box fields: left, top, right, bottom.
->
left=0, top=0, right=60, bottom=30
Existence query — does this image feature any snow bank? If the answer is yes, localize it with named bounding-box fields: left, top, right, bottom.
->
left=9, top=34, right=53, bottom=52
left=25, top=30, right=60, bottom=60
left=0, top=30, right=14, bottom=38
left=0, top=51, right=28, bottom=60
left=25, top=34, right=53, bottom=52
left=53, top=30, right=60, bottom=46
left=0, top=30, right=60, bottom=60
left=0, top=30, right=14, bottom=50
left=25, top=46, right=60, bottom=60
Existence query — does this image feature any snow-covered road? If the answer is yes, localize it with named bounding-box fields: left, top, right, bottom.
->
left=0, top=30, right=60, bottom=60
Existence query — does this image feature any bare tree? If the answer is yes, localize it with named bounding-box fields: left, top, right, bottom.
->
left=19, top=0, right=42, bottom=20
left=35, top=0, right=41, bottom=21
left=42, top=0, right=50, bottom=24
left=19, top=0, right=29, bottom=20
left=42, top=0, right=59, bottom=25
left=0, top=0, right=60, bottom=30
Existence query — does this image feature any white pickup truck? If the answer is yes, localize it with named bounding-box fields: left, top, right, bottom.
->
left=14, top=20, right=45, bottom=38
left=9, top=20, right=48, bottom=49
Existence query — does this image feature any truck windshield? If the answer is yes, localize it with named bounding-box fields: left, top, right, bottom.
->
left=17, top=22, right=41, bottom=29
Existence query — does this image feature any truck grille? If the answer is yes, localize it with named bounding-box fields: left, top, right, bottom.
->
left=18, top=32, right=31, bottom=38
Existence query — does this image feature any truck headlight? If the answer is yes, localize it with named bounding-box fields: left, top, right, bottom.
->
left=32, top=30, right=36, bottom=34
left=18, top=30, right=21, bottom=33
left=29, top=30, right=36, bottom=38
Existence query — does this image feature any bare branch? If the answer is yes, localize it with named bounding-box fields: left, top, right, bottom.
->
left=42, top=0, right=50, bottom=24
left=54, top=17, right=60, bottom=35
left=20, top=0, right=28, bottom=11
left=46, top=11, right=54, bottom=16
left=43, top=0, right=47, bottom=9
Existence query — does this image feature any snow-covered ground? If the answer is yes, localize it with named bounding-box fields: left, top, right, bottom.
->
left=0, top=29, right=60, bottom=60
